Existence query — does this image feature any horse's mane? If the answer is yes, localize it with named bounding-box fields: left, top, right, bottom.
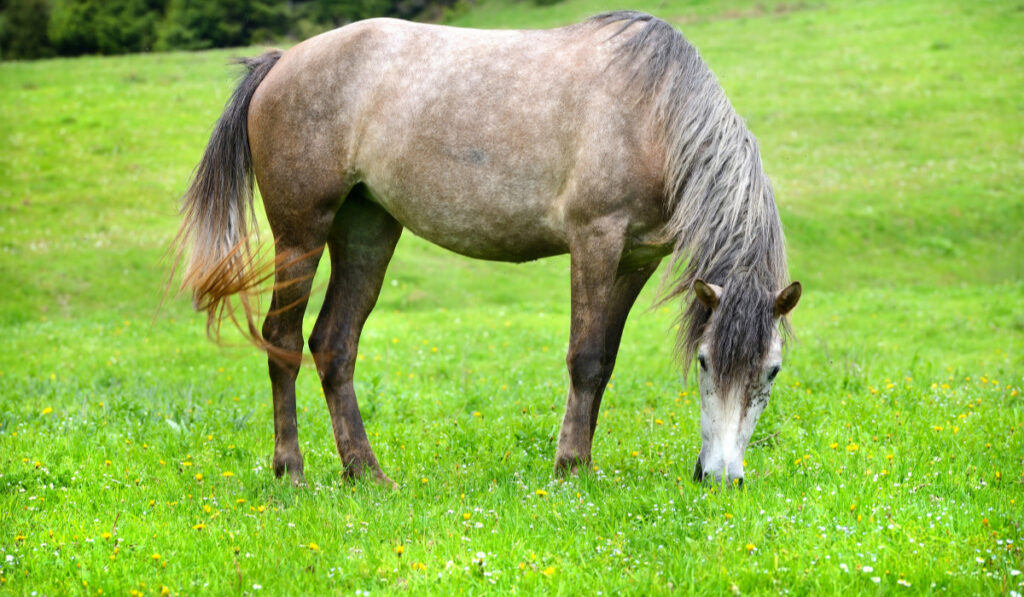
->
left=590, top=11, right=791, bottom=388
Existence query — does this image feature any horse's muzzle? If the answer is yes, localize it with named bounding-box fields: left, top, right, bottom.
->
left=693, top=456, right=744, bottom=488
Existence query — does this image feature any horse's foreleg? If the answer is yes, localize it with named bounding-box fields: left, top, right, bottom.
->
left=309, top=194, right=402, bottom=487
left=588, top=261, right=659, bottom=441
left=263, top=243, right=325, bottom=487
left=555, top=220, right=628, bottom=476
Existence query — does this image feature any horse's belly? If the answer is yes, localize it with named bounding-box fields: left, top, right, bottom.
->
left=363, top=179, right=569, bottom=263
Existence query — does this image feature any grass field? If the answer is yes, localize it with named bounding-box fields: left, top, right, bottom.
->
left=1, top=0, right=1022, bottom=594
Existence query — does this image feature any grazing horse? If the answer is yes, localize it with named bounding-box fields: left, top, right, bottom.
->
left=174, top=11, right=801, bottom=487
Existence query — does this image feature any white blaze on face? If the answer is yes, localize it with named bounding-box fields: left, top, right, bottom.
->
left=696, top=334, right=783, bottom=485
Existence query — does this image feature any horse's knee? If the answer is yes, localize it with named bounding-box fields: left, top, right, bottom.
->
left=307, top=322, right=330, bottom=356
left=262, top=315, right=301, bottom=349
left=310, top=333, right=357, bottom=386
left=567, top=346, right=605, bottom=390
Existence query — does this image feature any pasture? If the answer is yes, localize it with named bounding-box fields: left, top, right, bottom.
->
left=1, top=0, right=1021, bottom=594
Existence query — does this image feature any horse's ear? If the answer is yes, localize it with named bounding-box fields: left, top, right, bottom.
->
left=693, top=278, right=722, bottom=310
left=774, top=281, right=802, bottom=317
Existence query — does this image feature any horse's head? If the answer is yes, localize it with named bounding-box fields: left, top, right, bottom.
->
left=690, top=277, right=801, bottom=487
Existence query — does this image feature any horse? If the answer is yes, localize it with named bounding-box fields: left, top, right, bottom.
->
left=174, top=11, right=801, bottom=488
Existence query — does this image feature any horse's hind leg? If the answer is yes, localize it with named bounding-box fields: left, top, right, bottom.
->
left=262, top=203, right=333, bottom=487
left=308, top=189, right=402, bottom=486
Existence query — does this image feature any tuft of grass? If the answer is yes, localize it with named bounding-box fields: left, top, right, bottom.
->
left=0, top=0, right=1021, bottom=594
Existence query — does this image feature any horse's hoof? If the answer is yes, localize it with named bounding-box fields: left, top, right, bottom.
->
left=375, top=472, right=398, bottom=490
left=553, top=454, right=589, bottom=477
left=273, top=453, right=305, bottom=485
left=342, top=458, right=392, bottom=487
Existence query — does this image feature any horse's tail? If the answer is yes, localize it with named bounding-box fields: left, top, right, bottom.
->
left=172, top=50, right=283, bottom=345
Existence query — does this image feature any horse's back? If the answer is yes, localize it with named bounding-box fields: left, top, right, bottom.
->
left=249, top=18, right=665, bottom=262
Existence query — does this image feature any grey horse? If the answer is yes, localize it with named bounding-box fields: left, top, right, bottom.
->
left=174, top=11, right=801, bottom=488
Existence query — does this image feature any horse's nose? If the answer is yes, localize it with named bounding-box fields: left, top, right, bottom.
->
left=694, top=457, right=745, bottom=487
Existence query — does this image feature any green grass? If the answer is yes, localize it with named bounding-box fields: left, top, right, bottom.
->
left=1, top=0, right=1022, bottom=594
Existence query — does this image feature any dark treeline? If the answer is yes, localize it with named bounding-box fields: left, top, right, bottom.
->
left=0, top=0, right=464, bottom=60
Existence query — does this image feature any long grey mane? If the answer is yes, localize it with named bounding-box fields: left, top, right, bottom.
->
left=590, top=12, right=790, bottom=388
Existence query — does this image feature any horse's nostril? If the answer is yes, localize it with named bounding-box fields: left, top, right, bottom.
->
left=692, top=459, right=705, bottom=482
left=735, top=477, right=744, bottom=489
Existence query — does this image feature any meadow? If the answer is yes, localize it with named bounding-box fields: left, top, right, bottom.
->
left=0, top=0, right=1022, bottom=594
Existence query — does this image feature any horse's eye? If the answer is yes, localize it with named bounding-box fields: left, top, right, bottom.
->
left=767, top=365, right=781, bottom=382
left=698, top=355, right=708, bottom=372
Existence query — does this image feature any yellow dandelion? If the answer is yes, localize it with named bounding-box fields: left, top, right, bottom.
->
left=14, top=535, right=26, bottom=542
left=221, top=471, right=234, bottom=477
left=931, top=425, right=943, bottom=432
left=160, top=587, right=170, bottom=596
left=192, top=523, right=205, bottom=530
left=395, top=545, right=405, bottom=556
left=655, top=419, right=663, bottom=425
left=236, top=498, right=246, bottom=504
left=542, top=566, right=556, bottom=577
left=846, top=443, right=859, bottom=452
left=100, top=532, right=112, bottom=540
left=631, top=451, right=639, bottom=457
left=472, top=411, right=481, bottom=417
left=151, top=553, right=161, bottom=561
left=535, top=489, right=548, bottom=497
left=308, top=542, right=319, bottom=551
left=420, top=477, right=428, bottom=484
left=745, top=543, right=756, bottom=552
left=463, top=513, right=471, bottom=520
left=194, top=473, right=203, bottom=481
left=41, top=407, right=53, bottom=415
